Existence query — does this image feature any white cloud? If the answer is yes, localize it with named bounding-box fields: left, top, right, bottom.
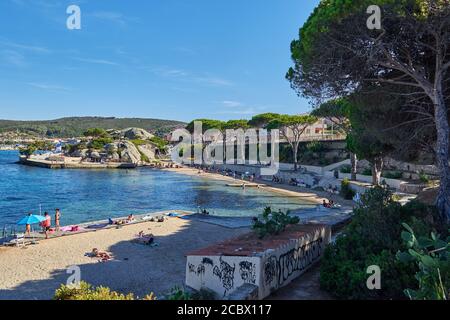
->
left=0, top=50, right=26, bottom=67
left=151, top=67, right=233, bottom=87
left=73, top=57, right=119, bottom=66
left=194, top=76, right=233, bottom=87
left=174, top=47, right=196, bottom=55
left=0, top=40, right=51, bottom=54
left=164, top=69, right=189, bottom=77
left=27, top=82, right=72, bottom=92
left=215, top=108, right=258, bottom=116
left=221, top=100, right=243, bottom=108
left=89, top=11, right=140, bottom=26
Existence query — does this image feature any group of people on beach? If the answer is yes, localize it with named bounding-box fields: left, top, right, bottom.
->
left=272, top=175, right=283, bottom=184
left=25, top=209, right=61, bottom=239
left=322, top=199, right=339, bottom=209
left=108, top=214, right=135, bottom=226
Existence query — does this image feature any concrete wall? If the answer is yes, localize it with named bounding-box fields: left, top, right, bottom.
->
left=185, top=226, right=331, bottom=300
left=324, top=171, right=408, bottom=190
left=213, top=161, right=350, bottom=177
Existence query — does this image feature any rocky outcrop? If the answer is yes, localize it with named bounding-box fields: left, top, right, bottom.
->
left=65, top=128, right=161, bottom=164
left=71, top=148, right=88, bottom=158
left=103, top=141, right=142, bottom=164
left=109, top=127, right=155, bottom=140
left=137, top=144, right=156, bottom=160
left=119, top=141, right=142, bottom=164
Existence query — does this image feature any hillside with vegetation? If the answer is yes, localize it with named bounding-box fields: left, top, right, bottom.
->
left=0, top=117, right=186, bottom=138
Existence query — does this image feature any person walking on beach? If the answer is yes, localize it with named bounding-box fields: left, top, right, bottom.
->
left=55, top=209, right=61, bottom=232
left=43, top=212, right=51, bottom=239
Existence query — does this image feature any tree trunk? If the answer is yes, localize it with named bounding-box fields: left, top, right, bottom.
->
left=433, top=92, right=450, bottom=223
left=350, top=152, right=358, bottom=181
left=372, top=156, right=383, bottom=186
left=293, top=145, right=298, bottom=171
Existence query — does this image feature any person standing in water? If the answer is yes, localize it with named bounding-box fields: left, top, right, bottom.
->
left=55, top=209, right=61, bottom=232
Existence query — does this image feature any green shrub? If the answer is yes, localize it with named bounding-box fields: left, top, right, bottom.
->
left=362, top=167, right=372, bottom=176
left=340, top=178, right=355, bottom=200
left=130, top=139, right=148, bottom=146
left=397, top=224, right=449, bottom=300
left=306, top=141, right=325, bottom=153
left=66, top=142, right=87, bottom=154
left=320, top=186, right=444, bottom=300
left=54, top=281, right=142, bottom=300
left=89, top=137, right=113, bottom=150
left=165, top=286, right=216, bottom=300
left=382, top=171, right=403, bottom=180
left=150, top=136, right=168, bottom=151
left=140, top=153, right=150, bottom=163
left=419, top=171, right=430, bottom=184
left=340, top=165, right=352, bottom=174
left=83, top=128, right=110, bottom=138
left=252, top=207, right=300, bottom=239
left=19, top=145, right=37, bottom=157
left=166, top=286, right=192, bottom=300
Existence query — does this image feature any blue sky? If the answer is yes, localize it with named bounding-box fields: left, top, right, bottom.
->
left=0, top=0, right=320, bottom=122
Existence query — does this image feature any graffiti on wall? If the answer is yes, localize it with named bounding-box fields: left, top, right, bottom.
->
left=239, top=261, right=256, bottom=284
left=212, top=257, right=236, bottom=295
left=264, top=237, right=324, bottom=287
left=263, top=256, right=277, bottom=286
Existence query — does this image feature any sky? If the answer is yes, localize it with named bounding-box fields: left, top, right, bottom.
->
left=0, top=0, right=320, bottom=122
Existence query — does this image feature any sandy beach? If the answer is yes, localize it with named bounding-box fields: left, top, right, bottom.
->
left=162, top=166, right=355, bottom=208
left=0, top=217, right=248, bottom=300
left=0, top=165, right=352, bottom=300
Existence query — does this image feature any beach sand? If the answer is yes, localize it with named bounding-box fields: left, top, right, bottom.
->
left=162, top=166, right=355, bottom=208
left=0, top=166, right=351, bottom=300
left=0, top=217, right=248, bottom=300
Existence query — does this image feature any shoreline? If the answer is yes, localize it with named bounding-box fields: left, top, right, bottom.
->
left=162, top=166, right=355, bottom=208
left=0, top=163, right=352, bottom=300
left=0, top=216, right=249, bottom=300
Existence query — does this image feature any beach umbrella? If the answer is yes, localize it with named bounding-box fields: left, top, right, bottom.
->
left=17, top=214, right=46, bottom=226
left=17, top=214, right=46, bottom=243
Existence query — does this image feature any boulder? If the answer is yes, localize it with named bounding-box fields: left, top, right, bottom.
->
left=115, top=128, right=155, bottom=140
left=137, top=144, right=156, bottom=162
left=118, top=141, right=141, bottom=164
left=110, top=152, right=120, bottom=161
left=90, top=151, right=101, bottom=159
left=72, top=149, right=88, bottom=158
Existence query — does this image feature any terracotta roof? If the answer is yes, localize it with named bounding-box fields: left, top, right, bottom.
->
left=187, top=224, right=327, bottom=257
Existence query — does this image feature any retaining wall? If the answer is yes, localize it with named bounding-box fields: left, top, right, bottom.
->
left=185, top=224, right=331, bottom=300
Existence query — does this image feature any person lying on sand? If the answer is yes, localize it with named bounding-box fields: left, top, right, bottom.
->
left=127, top=214, right=135, bottom=222
left=90, top=248, right=112, bottom=262
left=322, top=199, right=341, bottom=209
left=109, top=218, right=129, bottom=225
left=149, top=215, right=165, bottom=222
left=323, top=200, right=332, bottom=208
left=135, top=232, right=155, bottom=245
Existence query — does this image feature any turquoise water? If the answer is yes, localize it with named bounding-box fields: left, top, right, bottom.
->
left=0, top=151, right=315, bottom=226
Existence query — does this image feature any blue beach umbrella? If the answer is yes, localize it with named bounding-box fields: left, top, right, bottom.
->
left=17, top=214, right=46, bottom=226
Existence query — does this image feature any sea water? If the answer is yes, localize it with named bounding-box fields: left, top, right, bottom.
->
left=0, top=151, right=315, bottom=226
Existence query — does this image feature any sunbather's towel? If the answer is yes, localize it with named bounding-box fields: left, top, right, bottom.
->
left=166, top=212, right=180, bottom=217
left=87, top=223, right=109, bottom=229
